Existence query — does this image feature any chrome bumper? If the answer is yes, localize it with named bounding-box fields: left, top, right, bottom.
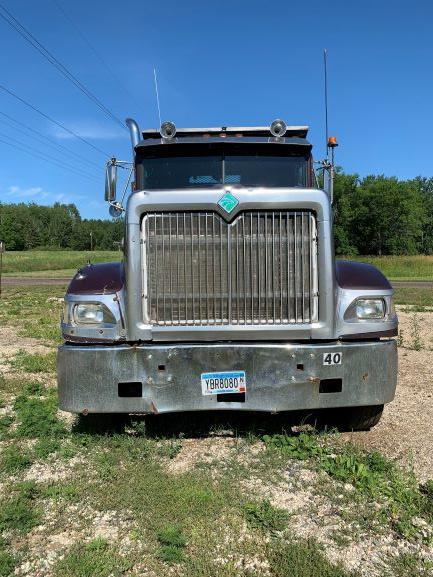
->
left=57, top=340, right=397, bottom=414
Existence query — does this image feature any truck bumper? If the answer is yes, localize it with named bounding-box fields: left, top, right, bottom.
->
left=57, top=340, right=397, bottom=414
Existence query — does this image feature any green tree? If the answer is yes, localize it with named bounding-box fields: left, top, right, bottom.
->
left=332, top=171, right=359, bottom=255
left=351, top=176, right=424, bottom=255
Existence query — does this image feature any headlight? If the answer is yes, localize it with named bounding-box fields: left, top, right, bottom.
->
left=355, top=298, right=385, bottom=320
left=73, top=303, right=115, bottom=325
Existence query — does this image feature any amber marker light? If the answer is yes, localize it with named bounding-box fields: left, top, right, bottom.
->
left=328, top=136, right=338, bottom=148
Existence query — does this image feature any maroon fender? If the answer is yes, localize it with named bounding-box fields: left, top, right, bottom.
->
left=335, top=260, right=392, bottom=290
left=67, top=262, right=125, bottom=295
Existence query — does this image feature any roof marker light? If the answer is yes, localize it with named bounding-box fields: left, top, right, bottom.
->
left=160, top=121, right=176, bottom=139
left=270, top=119, right=287, bottom=137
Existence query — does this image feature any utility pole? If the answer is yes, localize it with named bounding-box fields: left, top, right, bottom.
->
left=90, top=231, right=93, bottom=251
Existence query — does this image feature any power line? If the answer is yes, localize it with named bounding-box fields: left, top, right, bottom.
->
left=0, top=83, right=110, bottom=157
left=0, top=126, right=99, bottom=181
left=0, top=2, right=126, bottom=130
left=0, top=110, right=101, bottom=171
left=0, top=127, right=99, bottom=181
left=0, top=134, right=99, bottom=184
left=52, top=0, right=143, bottom=114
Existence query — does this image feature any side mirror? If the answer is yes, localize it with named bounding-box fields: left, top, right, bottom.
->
left=105, top=160, right=117, bottom=202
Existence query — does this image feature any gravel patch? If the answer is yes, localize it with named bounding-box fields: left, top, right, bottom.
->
left=343, top=310, right=433, bottom=482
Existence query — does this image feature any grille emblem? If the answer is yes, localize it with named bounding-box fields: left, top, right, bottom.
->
left=218, top=191, right=239, bottom=214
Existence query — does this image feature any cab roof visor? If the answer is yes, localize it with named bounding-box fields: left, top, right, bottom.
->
left=141, top=125, right=309, bottom=140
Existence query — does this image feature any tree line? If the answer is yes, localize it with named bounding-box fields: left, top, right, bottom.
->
left=333, top=173, right=433, bottom=255
left=0, top=202, right=123, bottom=251
left=1, top=172, right=433, bottom=254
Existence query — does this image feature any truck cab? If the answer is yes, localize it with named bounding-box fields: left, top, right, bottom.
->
left=58, top=119, right=397, bottom=430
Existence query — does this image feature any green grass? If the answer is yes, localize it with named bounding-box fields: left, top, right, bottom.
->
left=9, top=350, right=57, bottom=373
left=2, top=251, right=431, bottom=280
left=244, top=500, right=289, bottom=533
left=0, top=549, right=15, bottom=577
left=0, top=482, right=41, bottom=534
left=394, top=287, right=433, bottom=308
left=1, top=250, right=120, bottom=274
left=0, top=445, right=31, bottom=474
left=264, top=432, right=433, bottom=539
left=1, top=279, right=432, bottom=577
left=0, top=416, right=14, bottom=441
left=14, top=391, right=66, bottom=438
left=386, top=552, right=433, bottom=577
left=53, top=538, right=132, bottom=577
left=268, top=539, right=357, bottom=577
left=341, top=255, right=433, bottom=281
left=156, top=525, right=187, bottom=565
left=33, top=437, right=61, bottom=459
left=4, top=268, right=77, bottom=278
left=0, top=285, right=65, bottom=343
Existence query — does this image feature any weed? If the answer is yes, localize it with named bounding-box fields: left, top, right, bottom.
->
left=385, top=552, right=433, bottom=577
left=244, top=499, right=289, bottom=532
left=156, top=439, right=183, bottom=459
left=0, top=482, right=41, bottom=534
left=14, top=392, right=65, bottom=438
left=86, top=537, right=109, bottom=552
left=263, top=432, right=324, bottom=459
left=157, top=524, right=187, bottom=548
left=0, top=415, right=14, bottom=440
left=410, top=314, right=423, bottom=350
left=129, top=419, right=146, bottom=436
left=23, top=381, right=46, bottom=396
left=53, top=538, right=131, bottom=577
left=156, top=524, right=186, bottom=565
left=156, top=545, right=185, bottom=564
left=397, top=329, right=404, bottom=347
left=34, top=437, right=61, bottom=459
left=0, top=445, right=31, bottom=474
left=0, top=549, right=15, bottom=577
left=420, top=479, right=433, bottom=498
left=43, top=482, right=78, bottom=501
left=264, top=432, right=433, bottom=539
left=268, top=538, right=357, bottom=577
left=9, top=350, right=57, bottom=374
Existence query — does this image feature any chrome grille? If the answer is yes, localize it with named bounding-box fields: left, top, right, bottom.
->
left=142, top=211, right=318, bottom=326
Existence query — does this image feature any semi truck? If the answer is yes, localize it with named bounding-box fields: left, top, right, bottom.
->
left=57, top=119, right=398, bottom=430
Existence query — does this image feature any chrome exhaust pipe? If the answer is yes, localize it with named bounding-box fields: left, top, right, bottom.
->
left=125, top=118, right=141, bottom=149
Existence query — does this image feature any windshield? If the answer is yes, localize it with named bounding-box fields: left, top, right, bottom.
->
left=136, top=153, right=308, bottom=189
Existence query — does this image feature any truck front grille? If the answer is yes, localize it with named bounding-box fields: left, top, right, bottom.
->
left=142, top=211, right=318, bottom=326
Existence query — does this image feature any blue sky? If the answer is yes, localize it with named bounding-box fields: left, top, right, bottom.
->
left=0, top=0, right=432, bottom=219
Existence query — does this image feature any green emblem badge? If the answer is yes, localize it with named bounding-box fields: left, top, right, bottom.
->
left=218, top=191, right=239, bottom=214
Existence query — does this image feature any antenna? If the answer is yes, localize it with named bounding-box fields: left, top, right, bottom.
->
left=323, top=48, right=329, bottom=159
left=153, top=67, right=162, bottom=127
left=320, top=48, right=338, bottom=203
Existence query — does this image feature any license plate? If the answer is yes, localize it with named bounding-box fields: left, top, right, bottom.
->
left=201, top=371, right=246, bottom=396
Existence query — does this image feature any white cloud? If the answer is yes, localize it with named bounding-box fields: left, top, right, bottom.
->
left=3, top=186, right=84, bottom=205
left=6, top=186, right=48, bottom=199
left=51, top=121, right=127, bottom=141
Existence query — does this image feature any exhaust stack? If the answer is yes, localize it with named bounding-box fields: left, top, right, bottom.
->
left=126, top=118, right=141, bottom=150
